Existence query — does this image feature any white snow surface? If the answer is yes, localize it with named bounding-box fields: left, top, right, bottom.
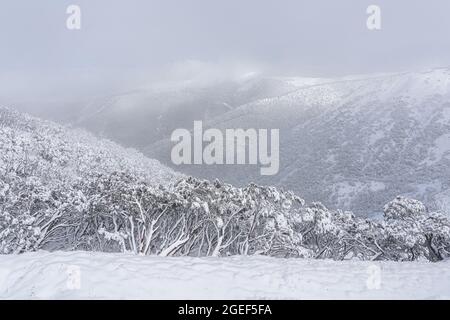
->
left=0, top=251, right=449, bottom=299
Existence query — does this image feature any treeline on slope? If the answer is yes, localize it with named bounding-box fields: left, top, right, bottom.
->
left=1, top=169, right=450, bottom=261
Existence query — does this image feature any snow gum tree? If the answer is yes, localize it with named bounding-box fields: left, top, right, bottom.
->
left=381, top=196, right=450, bottom=261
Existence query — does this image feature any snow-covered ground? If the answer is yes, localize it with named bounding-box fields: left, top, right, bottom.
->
left=0, top=251, right=449, bottom=299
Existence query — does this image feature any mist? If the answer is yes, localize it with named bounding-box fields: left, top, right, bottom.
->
left=1, top=0, right=450, bottom=116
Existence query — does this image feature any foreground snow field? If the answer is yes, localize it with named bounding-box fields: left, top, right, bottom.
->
left=0, top=251, right=449, bottom=299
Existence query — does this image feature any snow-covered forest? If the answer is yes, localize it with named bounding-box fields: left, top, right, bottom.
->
left=1, top=107, right=449, bottom=263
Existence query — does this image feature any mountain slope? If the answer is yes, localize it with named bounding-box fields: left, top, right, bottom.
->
left=70, top=75, right=329, bottom=149
left=0, top=107, right=180, bottom=189
left=13, top=68, right=450, bottom=216
left=144, top=68, right=450, bottom=216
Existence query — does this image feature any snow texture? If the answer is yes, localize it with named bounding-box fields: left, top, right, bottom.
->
left=0, top=251, right=449, bottom=299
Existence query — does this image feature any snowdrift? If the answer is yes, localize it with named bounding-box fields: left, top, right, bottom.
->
left=0, top=251, right=449, bottom=299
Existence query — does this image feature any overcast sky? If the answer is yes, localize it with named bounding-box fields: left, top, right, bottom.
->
left=1, top=0, right=450, bottom=104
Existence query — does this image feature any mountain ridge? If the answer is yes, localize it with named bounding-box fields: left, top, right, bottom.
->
left=7, top=67, right=450, bottom=216
left=142, top=68, right=450, bottom=216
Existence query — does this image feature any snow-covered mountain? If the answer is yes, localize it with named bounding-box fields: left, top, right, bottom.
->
left=143, top=68, right=450, bottom=216
left=0, top=107, right=180, bottom=190
left=17, top=68, right=450, bottom=216
left=70, top=75, right=323, bottom=149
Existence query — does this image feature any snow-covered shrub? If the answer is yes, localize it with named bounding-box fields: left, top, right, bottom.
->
left=0, top=172, right=77, bottom=254
left=283, top=203, right=385, bottom=261
left=419, top=212, right=450, bottom=261
left=384, top=196, right=427, bottom=220
left=380, top=200, right=450, bottom=261
left=84, top=175, right=308, bottom=257
left=172, top=178, right=307, bottom=257
left=82, top=172, right=193, bottom=255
